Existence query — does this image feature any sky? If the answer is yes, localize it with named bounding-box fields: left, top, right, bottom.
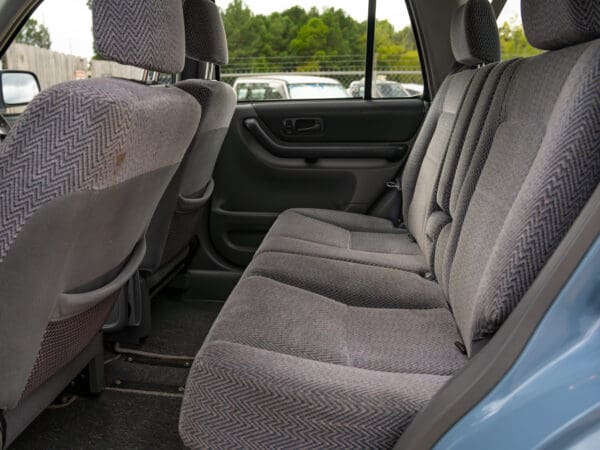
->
left=32, top=0, right=93, bottom=59
left=29, top=0, right=522, bottom=60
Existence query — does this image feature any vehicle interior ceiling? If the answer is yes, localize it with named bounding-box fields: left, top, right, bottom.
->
left=0, top=0, right=599, bottom=448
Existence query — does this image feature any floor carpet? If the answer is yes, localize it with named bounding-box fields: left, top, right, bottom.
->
left=12, top=390, right=184, bottom=450
left=132, top=293, right=222, bottom=357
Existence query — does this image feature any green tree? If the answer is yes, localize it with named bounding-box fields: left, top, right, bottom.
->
left=374, top=20, right=405, bottom=70
left=16, top=18, right=51, bottom=49
left=499, top=18, right=542, bottom=59
left=396, top=26, right=417, bottom=52
left=289, top=17, right=330, bottom=56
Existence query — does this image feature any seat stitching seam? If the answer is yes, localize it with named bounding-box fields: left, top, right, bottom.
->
left=257, top=249, right=428, bottom=273
left=291, top=211, right=349, bottom=232
left=203, top=340, right=455, bottom=379
left=242, top=274, right=352, bottom=306
left=259, top=235, right=422, bottom=255
left=267, top=233, right=346, bottom=248
left=244, top=270, right=446, bottom=311
left=293, top=210, right=396, bottom=233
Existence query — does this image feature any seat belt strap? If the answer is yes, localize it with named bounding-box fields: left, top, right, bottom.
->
left=386, top=179, right=403, bottom=228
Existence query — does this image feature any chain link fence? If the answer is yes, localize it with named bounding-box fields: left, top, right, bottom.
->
left=221, top=70, right=423, bottom=89
left=221, top=55, right=424, bottom=98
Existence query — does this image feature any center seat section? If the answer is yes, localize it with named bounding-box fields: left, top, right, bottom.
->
left=251, top=0, right=502, bottom=276
left=180, top=0, right=600, bottom=447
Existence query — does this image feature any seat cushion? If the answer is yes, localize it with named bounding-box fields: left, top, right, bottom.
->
left=245, top=252, right=445, bottom=309
left=180, top=341, right=451, bottom=449
left=180, top=276, right=466, bottom=447
left=257, top=209, right=429, bottom=273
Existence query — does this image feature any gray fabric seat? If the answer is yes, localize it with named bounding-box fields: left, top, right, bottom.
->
left=142, top=0, right=237, bottom=289
left=180, top=277, right=463, bottom=448
left=180, top=0, right=600, bottom=447
left=255, top=0, right=502, bottom=275
left=0, top=0, right=201, bottom=445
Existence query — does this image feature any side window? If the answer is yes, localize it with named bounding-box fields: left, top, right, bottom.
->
left=371, top=0, right=423, bottom=98
left=220, top=0, right=423, bottom=102
left=0, top=0, right=160, bottom=114
left=496, top=0, right=543, bottom=60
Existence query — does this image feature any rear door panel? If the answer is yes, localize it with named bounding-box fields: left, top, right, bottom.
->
left=209, top=99, right=425, bottom=267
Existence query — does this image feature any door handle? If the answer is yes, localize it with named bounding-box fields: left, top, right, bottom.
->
left=296, top=122, right=321, bottom=133
left=282, top=117, right=324, bottom=135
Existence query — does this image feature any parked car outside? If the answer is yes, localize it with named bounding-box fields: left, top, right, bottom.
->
left=402, top=83, right=425, bottom=96
left=348, top=77, right=421, bottom=98
left=233, top=75, right=350, bottom=101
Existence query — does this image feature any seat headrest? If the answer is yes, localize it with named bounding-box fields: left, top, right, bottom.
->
left=451, top=0, right=501, bottom=66
left=93, top=0, right=186, bottom=74
left=522, top=0, right=600, bottom=50
left=184, top=0, right=229, bottom=65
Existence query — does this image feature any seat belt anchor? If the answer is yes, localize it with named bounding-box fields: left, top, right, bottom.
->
left=386, top=179, right=401, bottom=191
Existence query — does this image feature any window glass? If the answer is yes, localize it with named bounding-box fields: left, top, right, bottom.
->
left=221, top=0, right=368, bottom=102
left=0, top=0, right=160, bottom=113
left=496, top=0, right=543, bottom=60
left=371, top=0, right=423, bottom=98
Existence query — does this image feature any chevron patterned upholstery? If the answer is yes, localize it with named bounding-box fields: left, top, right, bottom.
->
left=180, top=0, right=600, bottom=446
left=181, top=341, right=450, bottom=449
left=93, top=0, right=186, bottom=73
left=523, top=0, right=600, bottom=50
left=472, top=41, right=600, bottom=344
left=0, top=79, right=199, bottom=263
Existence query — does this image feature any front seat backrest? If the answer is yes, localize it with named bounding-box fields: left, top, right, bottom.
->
left=0, top=0, right=201, bottom=443
left=142, top=0, right=236, bottom=284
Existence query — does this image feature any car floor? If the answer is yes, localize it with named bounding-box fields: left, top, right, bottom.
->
left=12, top=290, right=223, bottom=450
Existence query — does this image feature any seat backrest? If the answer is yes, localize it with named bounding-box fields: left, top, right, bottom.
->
left=143, top=0, right=237, bottom=273
left=402, top=0, right=501, bottom=267
left=0, top=0, right=201, bottom=410
left=445, top=0, right=600, bottom=355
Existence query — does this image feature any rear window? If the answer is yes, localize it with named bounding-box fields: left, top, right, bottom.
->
left=219, top=0, right=423, bottom=102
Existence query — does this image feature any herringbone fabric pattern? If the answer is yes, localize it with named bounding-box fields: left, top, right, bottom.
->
left=180, top=274, right=464, bottom=448
left=184, top=0, right=229, bottom=65
left=523, top=0, right=600, bottom=50
left=180, top=342, right=450, bottom=449
left=473, top=41, right=600, bottom=342
left=0, top=78, right=200, bottom=262
left=93, top=0, right=185, bottom=73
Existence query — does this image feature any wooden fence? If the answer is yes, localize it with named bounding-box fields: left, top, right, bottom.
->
left=1, top=43, right=143, bottom=90
left=89, top=60, right=143, bottom=80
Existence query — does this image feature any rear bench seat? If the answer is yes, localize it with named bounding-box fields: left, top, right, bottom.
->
left=180, top=0, right=600, bottom=447
left=255, top=1, right=503, bottom=276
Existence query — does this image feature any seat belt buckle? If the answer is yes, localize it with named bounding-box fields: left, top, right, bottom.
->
left=386, top=179, right=402, bottom=191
